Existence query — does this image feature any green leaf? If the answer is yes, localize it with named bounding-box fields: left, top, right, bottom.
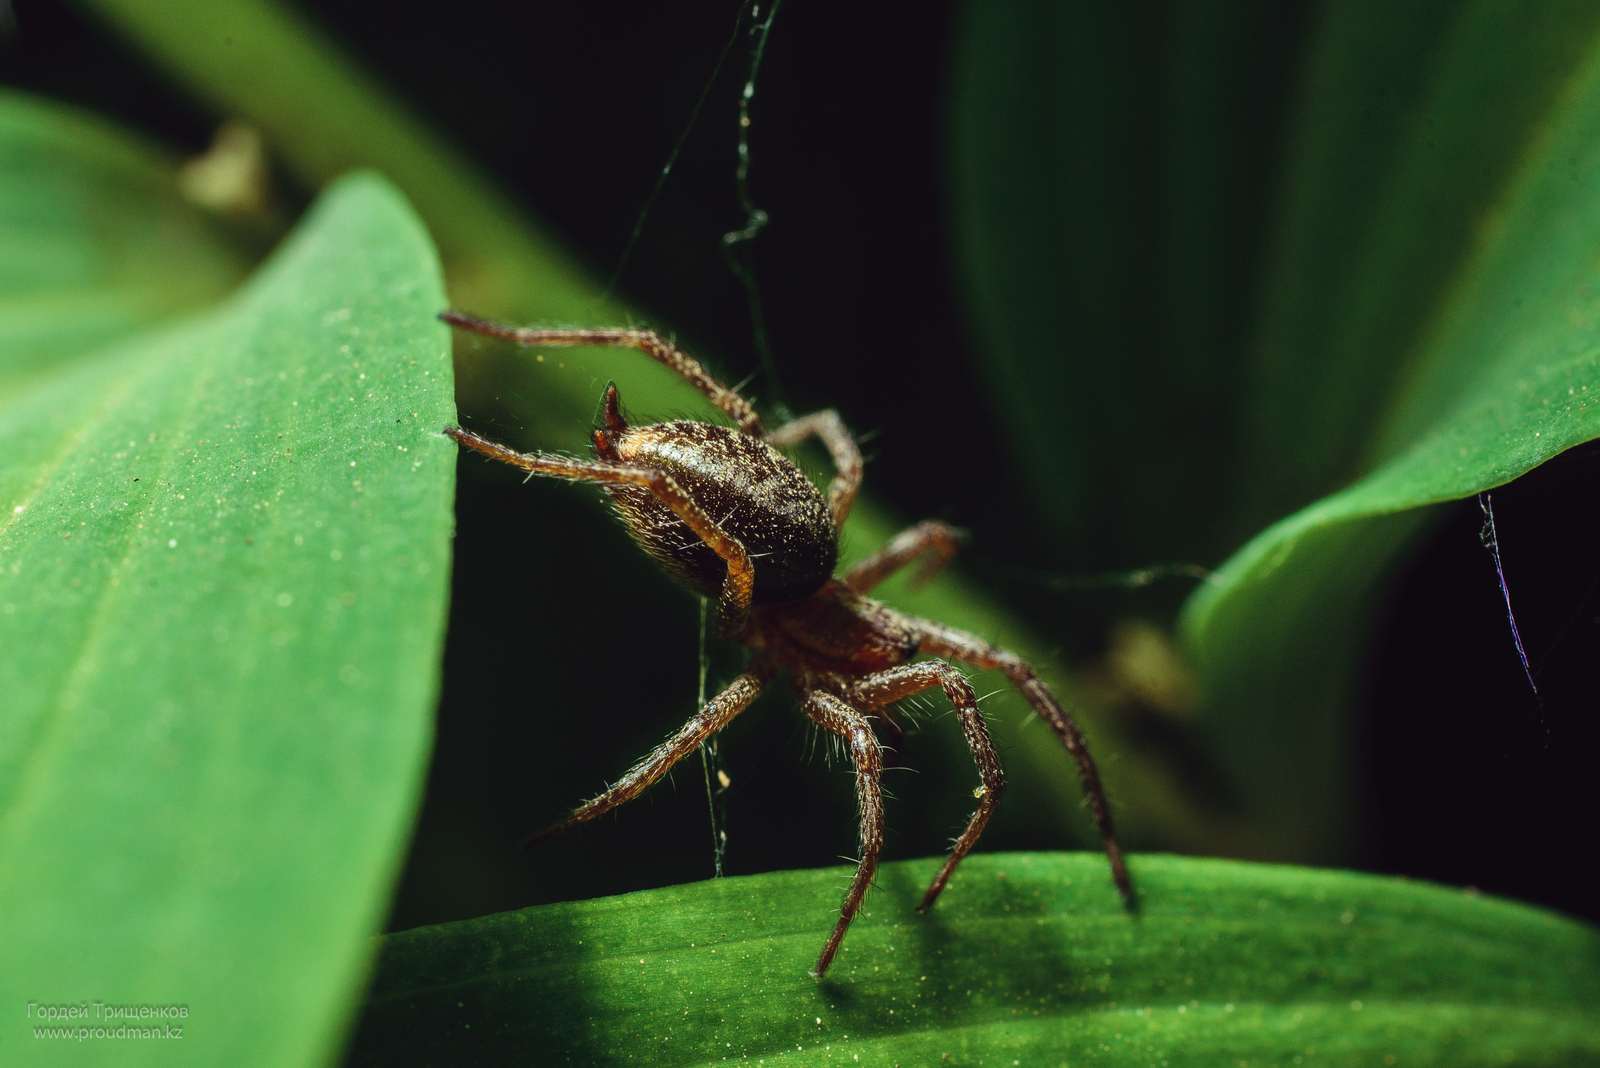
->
left=0, top=172, right=454, bottom=1066
left=349, top=853, right=1600, bottom=1066
left=1235, top=0, right=1600, bottom=531
left=1182, top=9, right=1600, bottom=859
left=946, top=0, right=1282, bottom=569
left=0, top=90, right=252, bottom=389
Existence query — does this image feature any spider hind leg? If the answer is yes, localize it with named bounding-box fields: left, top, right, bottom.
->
left=914, top=618, right=1135, bottom=910
left=802, top=689, right=884, bottom=978
left=844, top=660, right=1005, bottom=911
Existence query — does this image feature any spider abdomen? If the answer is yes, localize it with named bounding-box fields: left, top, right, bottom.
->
left=608, top=421, right=838, bottom=605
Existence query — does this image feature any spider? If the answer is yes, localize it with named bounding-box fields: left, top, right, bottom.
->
left=440, top=310, right=1134, bottom=977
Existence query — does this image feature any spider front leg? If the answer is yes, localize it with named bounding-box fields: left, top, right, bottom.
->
left=915, top=618, right=1135, bottom=910
left=801, top=690, right=884, bottom=978
left=765, top=410, right=862, bottom=528
left=841, top=519, right=964, bottom=593
left=528, top=663, right=774, bottom=844
left=445, top=426, right=757, bottom=638
left=845, top=661, right=1005, bottom=911
left=440, top=313, right=765, bottom=435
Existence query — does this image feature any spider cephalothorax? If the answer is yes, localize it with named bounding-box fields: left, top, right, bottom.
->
left=441, top=310, right=1133, bottom=976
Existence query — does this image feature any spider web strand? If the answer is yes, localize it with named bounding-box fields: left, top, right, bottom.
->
left=721, top=0, right=789, bottom=418
left=695, top=595, right=729, bottom=877
left=600, top=2, right=750, bottom=302
left=1477, top=493, right=1547, bottom=736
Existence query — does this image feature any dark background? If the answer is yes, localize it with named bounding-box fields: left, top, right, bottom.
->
left=4, top=0, right=1594, bottom=926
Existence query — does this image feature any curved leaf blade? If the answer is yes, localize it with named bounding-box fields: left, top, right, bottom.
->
left=0, top=172, right=454, bottom=1067
left=1184, top=27, right=1600, bottom=858
left=950, top=0, right=1600, bottom=866
left=350, top=853, right=1600, bottom=1066
left=1238, top=0, right=1600, bottom=531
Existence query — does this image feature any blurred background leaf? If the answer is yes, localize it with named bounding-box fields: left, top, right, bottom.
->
left=0, top=92, right=250, bottom=388
left=0, top=166, right=454, bottom=1066
left=1185, top=10, right=1600, bottom=858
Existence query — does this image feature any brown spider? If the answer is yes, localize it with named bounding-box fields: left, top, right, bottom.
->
left=440, top=310, right=1134, bottom=977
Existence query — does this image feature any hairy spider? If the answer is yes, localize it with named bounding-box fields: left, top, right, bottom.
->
left=441, top=310, right=1134, bottom=976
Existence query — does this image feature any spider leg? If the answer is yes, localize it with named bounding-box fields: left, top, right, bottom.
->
left=845, top=662, right=1004, bottom=912
left=802, top=690, right=884, bottom=978
left=869, top=701, right=905, bottom=751
left=446, top=427, right=757, bottom=638
left=528, top=663, right=774, bottom=844
left=440, top=313, right=765, bottom=435
left=840, top=519, right=964, bottom=594
left=908, top=617, right=1134, bottom=910
left=764, top=410, right=862, bottom=528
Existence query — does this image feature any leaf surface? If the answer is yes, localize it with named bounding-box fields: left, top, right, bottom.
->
left=0, top=172, right=454, bottom=1067
left=350, top=853, right=1600, bottom=1066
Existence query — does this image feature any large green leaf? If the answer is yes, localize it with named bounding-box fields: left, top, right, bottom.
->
left=349, top=852, right=1600, bottom=1066
left=0, top=90, right=251, bottom=388
left=949, top=0, right=1600, bottom=561
left=1183, top=7, right=1600, bottom=859
left=0, top=171, right=454, bottom=1066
